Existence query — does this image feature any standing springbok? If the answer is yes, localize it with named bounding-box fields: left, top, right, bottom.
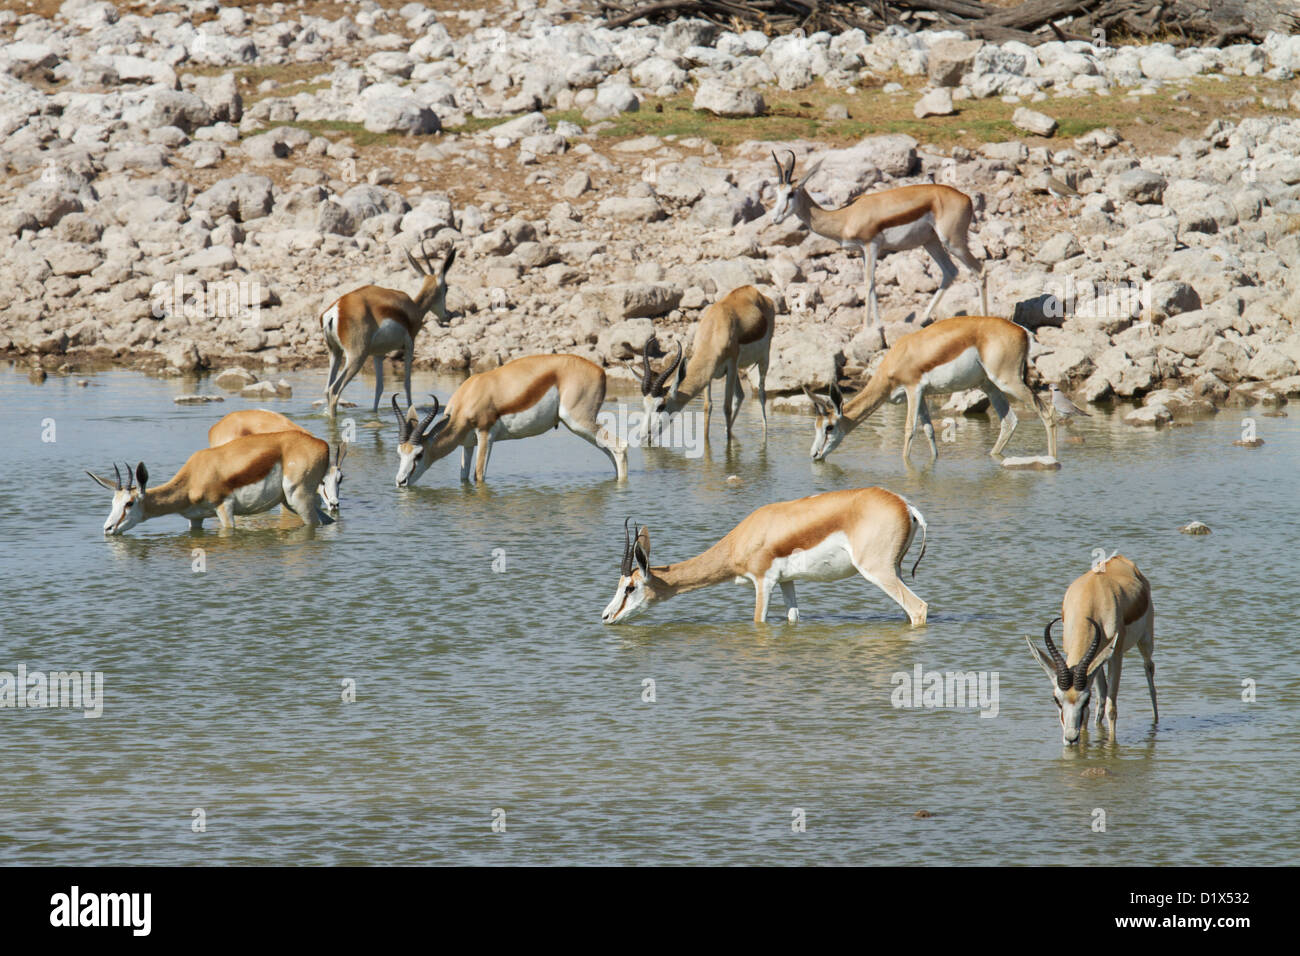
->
left=805, top=315, right=1056, bottom=464
left=208, top=409, right=346, bottom=511
left=770, top=151, right=987, bottom=327
left=393, top=353, right=628, bottom=486
left=602, top=487, right=928, bottom=626
left=320, top=241, right=455, bottom=418
left=635, top=285, right=775, bottom=444
left=1026, top=554, right=1157, bottom=745
left=86, top=432, right=334, bottom=534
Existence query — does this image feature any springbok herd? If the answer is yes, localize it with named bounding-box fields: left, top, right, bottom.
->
left=86, top=154, right=1161, bottom=745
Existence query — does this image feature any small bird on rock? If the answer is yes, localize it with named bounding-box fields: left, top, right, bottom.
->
left=1045, top=174, right=1080, bottom=213
left=1049, top=384, right=1090, bottom=424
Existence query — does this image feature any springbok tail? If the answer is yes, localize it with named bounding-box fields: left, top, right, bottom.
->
left=906, top=503, right=928, bottom=579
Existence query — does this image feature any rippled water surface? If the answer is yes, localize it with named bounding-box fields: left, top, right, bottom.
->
left=1, top=365, right=1296, bottom=865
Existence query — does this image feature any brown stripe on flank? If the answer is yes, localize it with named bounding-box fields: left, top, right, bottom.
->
left=218, top=445, right=282, bottom=495
left=738, top=311, right=769, bottom=345
left=1123, top=583, right=1150, bottom=625
left=889, top=316, right=1024, bottom=379
left=751, top=487, right=909, bottom=561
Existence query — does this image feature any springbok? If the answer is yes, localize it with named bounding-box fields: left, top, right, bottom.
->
left=320, top=241, right=455, bottom=418
left=770, top=150, right=987, bottom=327
left=393, top=353, right=628, bottom=486
left=602, top=487, right=928, bottom=626
left=635, top=285, right=775, bottom=444
left=1026, top=554, right=1157, bottom=745
left=805, top=315, right=1057, bottom=464
left=87, top=432, right=334, bottom=534
left=208, top=409, right=346, bottom=511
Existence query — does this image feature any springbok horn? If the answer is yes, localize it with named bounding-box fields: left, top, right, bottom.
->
left=392, top=393, right=410, bottom=441
left=621, top=517, right=635, bottom=576
left=1043, top=618, right=1070, bottom=690
left=640, top=337, right=657, bottom=396
left=123, top=462, right=134, bottom=490
left=783, top=149, right=797, bottom=182
left=1074, top=621, right=1105, bottom=690
left=414, top=395, right=442, bottom=441
left=771, top=150, right=787, bottom=184
left=651, top=341, right=683, bottom=397
left=113, top=463, right=123, bottom=490
left=419, top=236, right=439, bottom=274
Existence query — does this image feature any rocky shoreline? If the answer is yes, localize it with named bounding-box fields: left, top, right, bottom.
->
left=3, top=1, right=1299, bottom=422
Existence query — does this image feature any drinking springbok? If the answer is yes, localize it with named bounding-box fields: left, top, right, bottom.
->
left=805, top=315, right=1057, bottom=464
left=208, top=409, right=346, bottom=511
left=1026, top=554, right=1157, bottom=745
left=320, top=241, right=455, bottom=418
left=770, top=150, right=987, bottom=327
left=602, top=487, right=928, bottom=626
left=635, top=285, right=775, bottom=444
left=87, top=432, right=334, bottom=534
left=393, top=353, right=628, bottom=486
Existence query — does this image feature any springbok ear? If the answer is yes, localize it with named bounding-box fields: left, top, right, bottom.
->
left=1085, top=636, right=1118, bottom=680
left=674, top=356, right=687, bottom=392
left=86, top=470, right=118, bottom=491
left=801, top=385, right=824, bottom=414
left=633, top=525, right=651, bottom=572
left=1025, top=636, right=1061, bottom=684
left=442, top=246, right=456, bottom=274
left=405, top=404, right=421, bottom=425
left=336, top=443, right=348, bottom=466
left=830, top=380, right=844, bottom=414
left=135, top=462, right=149, bottom=491
left=796, top=158, right=824, bottom=189
left=404, top=247, right=425, bottom=277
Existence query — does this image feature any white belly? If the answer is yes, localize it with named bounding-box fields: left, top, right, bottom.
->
left=874, top=214, right=937, bottom=254
left=229, top=464, right=285, bottom=515
left=771, top=531, right=857, bottom=583
left=492, top=387, right=561, bottom=440
left=919, top=347, right=987, bottom=393
left=370, top=319, right=410, bottom=353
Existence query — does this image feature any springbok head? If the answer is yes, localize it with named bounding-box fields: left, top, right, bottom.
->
left=393, top=394, right=448, bottom=487
left=805, top=381, right=846, bottom=460
left=770, top=150, right=823, bottom=224
left=602, top=519, right=654, bottom=625
left=86, top=462, right=149, bottom=535
left=1026, top=618, right=1116, bottom=745
left=404, top=239, right=456, bottom=327
left=320, top=442, right=347, bottom=511
left=632, top=334, right=683, bottom=445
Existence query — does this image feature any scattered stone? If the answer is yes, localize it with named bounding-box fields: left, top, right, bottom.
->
left=913, top=88, right=955, bottom=118
left=693, top=81, right=765, bottom=117
left=214, top=367, right=258, bottom=390
left=174, top=394, right=224, bottom=405
left=1012, top=107, right=1057, bottom=137
left=1179, top=521, right=1212, bottom=535
left=1000, top=456, right=1062, bottom=470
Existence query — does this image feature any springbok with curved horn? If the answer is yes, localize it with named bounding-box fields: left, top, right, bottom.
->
left=770, top=150, right=987, bottom=327
left=320, top=239, right=456, bottom=418
left=806, top=315, right=1056, bottom=464
left=634, top=285, right=775, bottom=444
left=1025, top=554, right=1157, bottom=745
left=86, top=432, right=334, bottom=534
left=602, top=487, right=928, bottom=626
left=393, top=353, right=628, bottom=486
left=208, top=409, right=347, bottom=511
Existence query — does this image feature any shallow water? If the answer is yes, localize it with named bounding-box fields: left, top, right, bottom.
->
left=0, top=365, right=1296, bottom=865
